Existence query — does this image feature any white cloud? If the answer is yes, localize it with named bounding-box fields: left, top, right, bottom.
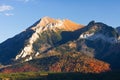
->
left=4, top=13, right=14, bottom=16
left=0, top=5, right=13, bottom=12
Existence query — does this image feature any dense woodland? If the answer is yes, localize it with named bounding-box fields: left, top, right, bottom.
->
left=1, top=52, right=110, bottom=74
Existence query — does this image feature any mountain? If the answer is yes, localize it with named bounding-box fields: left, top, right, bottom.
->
left=0, top=17, right=120, bottom=73
left=77, top=21, right=120, bottom=69
left=116, top=26, right=120, bottom=35
left=0, top=17, right=83, bottom=64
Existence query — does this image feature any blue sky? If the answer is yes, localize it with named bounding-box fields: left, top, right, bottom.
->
left=0, top=0, right=120, bottom=43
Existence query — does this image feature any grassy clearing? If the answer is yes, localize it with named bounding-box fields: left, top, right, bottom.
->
left=0, top=72, right=46, bottom=80
left=0, top=71, right=120, bottom=80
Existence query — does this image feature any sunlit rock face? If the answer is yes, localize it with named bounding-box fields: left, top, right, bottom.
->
left=12, top=16, right=83, bottom=62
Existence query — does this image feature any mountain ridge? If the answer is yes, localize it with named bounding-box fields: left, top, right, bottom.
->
left=0, top=17, right=120, bottom=73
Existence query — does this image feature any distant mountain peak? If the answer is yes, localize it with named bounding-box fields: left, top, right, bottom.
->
left=80, top=21, right=119, bottom=43
left=87, top=20, right=95, bottom=27
left=29, top=17, right=83, bottom=32
left=40, top=16, right=56, bottom=26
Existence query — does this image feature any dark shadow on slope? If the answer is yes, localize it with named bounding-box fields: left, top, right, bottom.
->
left=0, top=30, right=35, bottom=65
left=42, top=47, right=54, bottom=53
left=57, top=25, right=93, bottom=45
left=41, top=25, right=93, bottom=53
left=101, top=43, right=120, bottom=70
left=42, top=21, right=97, bottom=53
left=85, top=39, right=111, bottom=58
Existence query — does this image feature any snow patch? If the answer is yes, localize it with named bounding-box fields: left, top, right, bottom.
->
left=80, top=32, right=118, bottom=43
left=35, top=52, right=40, bottom=57
left=25, top=56, right=32, bottom=62
left=80, top=33, right=94, bottom=39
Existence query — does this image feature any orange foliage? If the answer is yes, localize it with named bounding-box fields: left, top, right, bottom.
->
left=49, top=53, right=110, bottom=73
left=2, top=53, right=110, bottom=73
left=2, top=64, right=38, bottom=73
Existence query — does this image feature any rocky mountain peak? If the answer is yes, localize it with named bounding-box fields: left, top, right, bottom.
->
left=39, top=16, right=57, bottom=27
left=29, top=16, right=57, bottom=31
left=28, top=17, right=83, bottom=33
left=87, top=20, right=95, bottom=27
left=79, top=21, right=119, bottom=43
